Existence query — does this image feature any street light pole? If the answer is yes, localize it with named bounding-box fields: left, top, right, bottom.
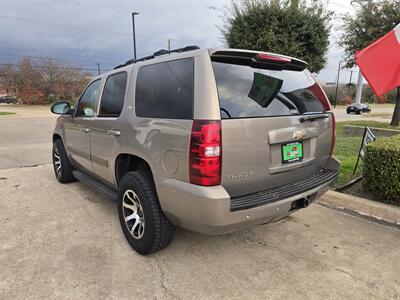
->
left=132, top=12, right=139, bottom=60
left=334, top=60, right=342, bottom=108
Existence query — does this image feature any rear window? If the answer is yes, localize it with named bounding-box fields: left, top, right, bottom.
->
left=212, top=62, right=325, bottom=119
left=135, top=58, right=194, bottom=119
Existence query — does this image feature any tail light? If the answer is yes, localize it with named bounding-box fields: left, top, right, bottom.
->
left=189, top=120, right=221, bottom=186
left=307, top=83, right=336, bottom=156
left=330, top=113, right=336, bottom=157
left=308, top=82, right=331, bottom=112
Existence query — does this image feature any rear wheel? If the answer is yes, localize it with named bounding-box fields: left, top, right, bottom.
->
left=118, top=170, right=175, bottom=255
left=52, top=139, right=75, bottom=183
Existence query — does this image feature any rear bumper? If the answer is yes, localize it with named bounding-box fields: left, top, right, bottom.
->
left=157, top=158, right=339, bottom=235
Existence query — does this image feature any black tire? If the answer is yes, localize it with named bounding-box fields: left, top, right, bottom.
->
left=52, top=139, right=75, bottom=183
left=118, top=170, right=175, bottom=255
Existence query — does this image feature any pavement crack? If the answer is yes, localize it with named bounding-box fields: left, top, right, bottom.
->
left=154, top=255, right=180, bottom=300
left=18, top=164, right=40, bottom=168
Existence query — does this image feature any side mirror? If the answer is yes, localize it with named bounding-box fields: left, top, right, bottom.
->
left=51, top=101, right=72, bottom=115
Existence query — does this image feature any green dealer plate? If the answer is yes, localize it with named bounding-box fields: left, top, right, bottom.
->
left=281, top=142, right=303, bottom=164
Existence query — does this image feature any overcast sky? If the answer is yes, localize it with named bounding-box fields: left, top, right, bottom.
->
left=0, top=0, right=357, bottom=83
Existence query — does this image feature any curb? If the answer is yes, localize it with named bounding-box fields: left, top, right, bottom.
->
left=318, top=190, right=400, bottom=228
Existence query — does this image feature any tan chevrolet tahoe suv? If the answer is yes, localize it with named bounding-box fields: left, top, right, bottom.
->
left=51, top=46, right=339, bottom=255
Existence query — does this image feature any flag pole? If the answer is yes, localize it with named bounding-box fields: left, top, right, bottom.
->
left=355, top=70, right=363, bottom=104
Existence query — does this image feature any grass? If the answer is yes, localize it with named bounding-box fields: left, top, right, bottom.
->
left=334, top=120, right=400, bottom=187
left=0, top=112, right=16, bottom=116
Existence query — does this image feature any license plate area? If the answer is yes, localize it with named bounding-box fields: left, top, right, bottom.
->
left=281, top=142, right=303, bottom=164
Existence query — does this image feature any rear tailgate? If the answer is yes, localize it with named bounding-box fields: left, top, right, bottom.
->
left=211, top=51, right=334, bottom=197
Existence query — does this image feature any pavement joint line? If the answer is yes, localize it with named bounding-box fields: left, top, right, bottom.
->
left=317, top=202, right=400, bottom=230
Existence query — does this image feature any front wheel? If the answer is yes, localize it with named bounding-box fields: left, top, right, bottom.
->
left=52, top=139, right=75, bottom=183
left=118, top=171, right=175, bottom=255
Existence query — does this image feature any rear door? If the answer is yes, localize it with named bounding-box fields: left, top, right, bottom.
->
left=211, top=52, right=334, bottom=197
left=90, top=71, right=128, bottom=184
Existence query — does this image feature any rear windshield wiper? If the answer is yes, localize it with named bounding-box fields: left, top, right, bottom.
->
left=220, top=107, right=232, bottom=118
left=299, top=114, right=329, bottom=122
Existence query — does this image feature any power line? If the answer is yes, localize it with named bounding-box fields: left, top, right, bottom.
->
left=0, top=47, right=123, bottom=64
left=0, top=63, right=110, bottom=72
left=0, top=15, right=131, bottom=36
left=0, top=53, right=119, bottom=66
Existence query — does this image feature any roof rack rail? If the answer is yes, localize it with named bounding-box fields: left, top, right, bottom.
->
left=114, top=45, right=200, bottom=69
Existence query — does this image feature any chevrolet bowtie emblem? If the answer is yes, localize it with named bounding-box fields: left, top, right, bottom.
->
left=293, top=130, right=306, bottom=140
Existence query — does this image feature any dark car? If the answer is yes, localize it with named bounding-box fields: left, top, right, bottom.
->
left=0, top=95, right=17, bottom=104
left=346, top=103, right=371, bottom=114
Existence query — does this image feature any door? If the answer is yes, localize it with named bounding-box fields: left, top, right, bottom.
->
left=64, top=79, right=101, bottom=173
left=211, top=55, right=335, bottom=197
left=90, top=71, right=128, bottom=184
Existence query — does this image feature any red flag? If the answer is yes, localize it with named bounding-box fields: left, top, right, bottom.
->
left=355, top=24, right=400, bottom=96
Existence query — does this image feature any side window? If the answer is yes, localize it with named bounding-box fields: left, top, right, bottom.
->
left=135, top=58, right=194, bottom=119
left=76, top=80, right=101, bottom=117
left=99, top=72, right=128, bottom=117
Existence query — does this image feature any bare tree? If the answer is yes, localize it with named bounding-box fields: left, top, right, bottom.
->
left=0, top=58, right=91, bottom=104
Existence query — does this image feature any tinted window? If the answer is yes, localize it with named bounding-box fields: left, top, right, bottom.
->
left=99, top=72, right=127, bottom=117
left=212, top=62, right=325, bottom=119
left=76, top=80, right=101, bottom=117
left=135, top=58, right=194, bottom=119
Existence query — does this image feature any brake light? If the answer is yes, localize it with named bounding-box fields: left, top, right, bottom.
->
left=189, top=120, right=221, bottom=186
left=330, top=113, right=336, bottom=157
left=256, top=53, right=291, bottom=63
left=308, top=83, right=331, bottom=112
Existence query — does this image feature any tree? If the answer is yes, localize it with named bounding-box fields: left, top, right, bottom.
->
left=0, top=58, right=90, bottom=104
left=339, top=0, right=400, bottom=126
left=220, top=0, right=332, bottom=73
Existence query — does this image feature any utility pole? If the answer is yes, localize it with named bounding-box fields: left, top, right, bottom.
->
left=349, top=70, right=353, bottom=85
left=355, top=70, right=363, bottom=104
left=167, top=39, right=172, bottom=51
left=348, top=70, right=354, bottom=99
left=132, top=12, right=139, bottom=60
left=334, top=61, right=342, bottom=108
left=96, top=63, right=100, bottom=75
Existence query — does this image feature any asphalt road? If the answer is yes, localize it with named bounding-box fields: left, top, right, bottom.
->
left=0, top=104, right=395, bottom=170
left=0, top=106, right=55, bottom=169
left=0, top=165, right=399, bottom=299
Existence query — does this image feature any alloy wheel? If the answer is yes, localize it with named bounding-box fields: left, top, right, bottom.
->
left=122, top=189, right=145, bottom=239
left=53, top=146, right=62, bottom=179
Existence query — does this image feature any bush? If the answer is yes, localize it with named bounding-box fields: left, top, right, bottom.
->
left=363, top=135, right=400, bottom=204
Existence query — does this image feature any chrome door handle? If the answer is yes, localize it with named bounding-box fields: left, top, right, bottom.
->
left=107, top=129, right=121, bottom=136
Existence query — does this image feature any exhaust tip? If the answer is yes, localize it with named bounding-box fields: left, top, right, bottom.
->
left=290, top=196, right=311, bottom=211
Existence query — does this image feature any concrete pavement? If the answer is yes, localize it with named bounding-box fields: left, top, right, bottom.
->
left=0, top=164, right=399, bottom=299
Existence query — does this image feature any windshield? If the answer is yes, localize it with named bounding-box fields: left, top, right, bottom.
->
left=212, top=62, right=326, bottom=119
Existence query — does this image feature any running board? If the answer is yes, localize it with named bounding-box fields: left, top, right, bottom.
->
left=72, top=170, right=118, bottom=201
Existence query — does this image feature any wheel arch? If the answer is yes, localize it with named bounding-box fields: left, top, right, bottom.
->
left=52, top=133, right=63, bottom=142
left=114, top=153, right=154, bottom=186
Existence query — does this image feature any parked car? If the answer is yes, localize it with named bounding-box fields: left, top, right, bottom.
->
left=50, top=46, right=339, bottom=255
left=346, top=103, right=371, bottom=114
left=0, top=95, right=17, bottom=104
